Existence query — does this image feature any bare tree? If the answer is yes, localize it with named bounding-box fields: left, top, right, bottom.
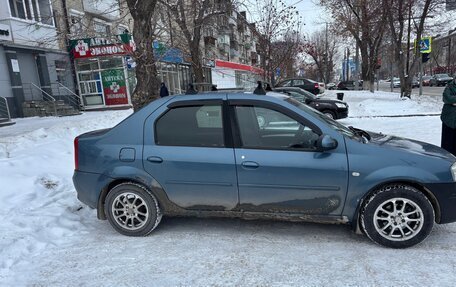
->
left=320, top=0, right=387, bottom=91
left=384, top=0, right=439, bottom=98
left=124, top=0, right=162, bottom=110
left=160, top=0, right=232, bottom=83
left=255, top=0, right=302, bottom=85
left=269, top=32, right=303, bottom=83
left=303, top=28, right=338, bottom=83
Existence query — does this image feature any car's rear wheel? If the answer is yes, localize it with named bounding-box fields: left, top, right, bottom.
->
left=105, top=183, right=162, bottom=236
left=361, top=184, right=434, bottom=248
left=323, top=110, right=336, bottom=119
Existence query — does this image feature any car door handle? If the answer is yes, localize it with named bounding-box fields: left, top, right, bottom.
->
left=241, top=161, right=259, bottom=169
left=147, top=156, right=163, bottom=163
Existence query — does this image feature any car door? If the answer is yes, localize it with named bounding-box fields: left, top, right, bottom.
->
left=142, top=99, right=239, bottom=211
left=230, top=100, right=348, bottom=215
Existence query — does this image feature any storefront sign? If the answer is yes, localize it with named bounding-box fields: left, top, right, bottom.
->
left=153, top=40, right=185, bottom=64
left=0, top=23, right=12, bottom=41
left=215, top=59, right=264, bottom=75
left=69, top=34, right=135, bottom=59
left=101, top=69, right=128, bottom=105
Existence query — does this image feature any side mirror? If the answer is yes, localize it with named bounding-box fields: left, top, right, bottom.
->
left=316, top=135, right=338, bottom=151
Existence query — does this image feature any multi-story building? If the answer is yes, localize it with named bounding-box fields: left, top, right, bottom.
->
left=1, top=0, right=266, bottom=117
left=208, top=10, right=264, bottom=89
left=0, top=0, right=75, bottom=117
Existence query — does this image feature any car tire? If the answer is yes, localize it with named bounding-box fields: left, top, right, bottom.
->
left=361, top=184, right=434, bottom=248
left=323, top=110, right=336, bottom=119
left=105, top=182, right=162, bottom=236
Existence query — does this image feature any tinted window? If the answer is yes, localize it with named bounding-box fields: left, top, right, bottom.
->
left=279, top=80, right=292, bottom=87
left=156, top=105, right=224, bottom=147
left=235, top=106, right=319, bottom=150
left=294, top=79, right=305, bottom=85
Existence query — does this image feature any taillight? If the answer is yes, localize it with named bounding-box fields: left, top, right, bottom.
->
left=314, top=83, right=319, bottom=89
left=74, top=137, right=79, bottom=170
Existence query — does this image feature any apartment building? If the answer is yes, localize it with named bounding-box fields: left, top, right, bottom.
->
left=0, top=0, right=74, bottom=117
left=205, top=10, right=264, bottom=89
left=1, top=0, right=265, bottom=117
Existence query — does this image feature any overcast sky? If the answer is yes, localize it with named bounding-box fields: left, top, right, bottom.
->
left=292, top=0, right=329, bottom=36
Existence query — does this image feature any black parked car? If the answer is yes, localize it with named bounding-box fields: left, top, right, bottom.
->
left=429, top=74, right=454, bottom=87
left=273, top=87, right=348, bottom=119
left=337, top=80, right=363, bottom=90
left=275, top=78, right=322, bottom=95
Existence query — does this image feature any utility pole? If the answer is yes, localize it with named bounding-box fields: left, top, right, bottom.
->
left=419, top=55, right=423, bottom=96
left=325, top=22, right=329, bottom=84
left=346, top=47, right=350, bottom=81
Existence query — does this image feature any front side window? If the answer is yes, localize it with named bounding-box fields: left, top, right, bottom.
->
left=156, top=105, right=224, bottom=147
left=235, top=105, right=319, bottom=150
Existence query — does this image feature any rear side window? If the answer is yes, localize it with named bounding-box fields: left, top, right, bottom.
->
left=155, top=105, right=224, bottom=147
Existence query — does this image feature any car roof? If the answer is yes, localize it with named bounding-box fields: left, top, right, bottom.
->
left=170, top=91, right=290, bottom=102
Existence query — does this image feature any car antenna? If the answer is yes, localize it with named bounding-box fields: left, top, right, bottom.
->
left=253, top=81, right=266, bottom=95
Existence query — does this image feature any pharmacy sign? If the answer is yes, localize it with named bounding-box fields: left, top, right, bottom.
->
left=101, top=69, right=128, bottom=105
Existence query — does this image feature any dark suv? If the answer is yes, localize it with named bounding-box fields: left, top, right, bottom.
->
left=273, top=87, right=348, bottom=119
left=275, top=78, right=322, bottom=95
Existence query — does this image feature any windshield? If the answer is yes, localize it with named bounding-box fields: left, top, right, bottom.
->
left=284, top=97, right=358, bottom=139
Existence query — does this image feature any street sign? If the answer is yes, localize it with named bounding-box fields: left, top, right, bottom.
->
left=415, top=37, right=432, bottom=53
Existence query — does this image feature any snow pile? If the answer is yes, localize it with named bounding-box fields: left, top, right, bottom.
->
left=0, top=110, right=132, bottom=285
left=323, top=90, right=442, bottom=117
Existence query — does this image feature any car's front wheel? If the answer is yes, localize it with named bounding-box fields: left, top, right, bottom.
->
left=105, top=183, right=162, bottom=236
left=361, top=184, right=434, bottom=248
left=323, top=110, right=336, bottom=119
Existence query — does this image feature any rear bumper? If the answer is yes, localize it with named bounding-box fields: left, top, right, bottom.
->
left=73, top=170, right=113, bottom=209
left=423, top=182, right=456, bottom=224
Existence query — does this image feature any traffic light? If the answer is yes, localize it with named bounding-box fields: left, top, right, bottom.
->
left=422, top=53, right=430, bottom=63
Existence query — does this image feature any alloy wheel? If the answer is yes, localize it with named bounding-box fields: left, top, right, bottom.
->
left=373, top=197, right=424, bottom=242
left=111, top=192, right=149, bottom=231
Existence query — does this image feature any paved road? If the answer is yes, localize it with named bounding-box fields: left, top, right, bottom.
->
left=377, top=81, right=445, bottom=96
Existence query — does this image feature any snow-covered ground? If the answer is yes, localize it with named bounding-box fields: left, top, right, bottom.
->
left=1, top=91, right=455, bottom=286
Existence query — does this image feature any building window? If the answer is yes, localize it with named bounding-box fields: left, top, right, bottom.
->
left=70, top=15, right=83, bottom=35
left=117, top=25, right=129, bottom=35
left=9, top=0, right=28, bottom=19
left=55, top=60, right=69, bottom=86
left=37, top=0, right=53, bottom=25
left=8, top=0, right=54, bottom=25
left=94, top=20, right=111, bottom=35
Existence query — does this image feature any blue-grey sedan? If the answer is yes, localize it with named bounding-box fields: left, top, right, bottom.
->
left=73, top=92, right=456, bottom=248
